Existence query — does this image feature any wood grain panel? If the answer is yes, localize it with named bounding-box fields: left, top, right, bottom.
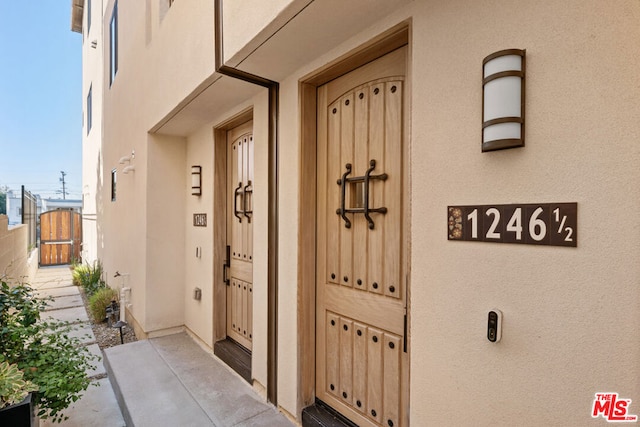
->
left=339, top=318, right=354, bottom=405
left=326, top=99, right=340, bottom=285
left=368, top=83, right=385, bottom=295
left=353, top=321, right=367, bottom=415
left=326, top=312, right=340, bottom=398
left=324, top=286, right=404, bottom=335
left=383, top=334, right=401, bottom=427
left=246, top=135, right=254, bottom=261
left=231, top=139, right=242, bottom=260
left=367, top=327, right=383, bottom=424
left=353, top=87, right=369, bottom=291
left=384, top=81, right=403, bottom=299
left=339, top=93, right=354, bottom=288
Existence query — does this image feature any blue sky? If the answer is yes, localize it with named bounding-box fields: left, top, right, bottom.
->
left=0, top=2, right=82, bottom=199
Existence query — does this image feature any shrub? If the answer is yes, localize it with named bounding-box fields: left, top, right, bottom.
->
left=89, top=287, right=119, bottom=323
left=0, top=280, right=97, bottom=423
left=0, top=361, right=38, bottom=408
left=72, top=261, right=106, bottom=297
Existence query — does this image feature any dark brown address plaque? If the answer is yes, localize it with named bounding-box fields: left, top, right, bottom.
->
left=448, top=203, right=577, bottom=247
left=193, top=213, right=207, bottom=227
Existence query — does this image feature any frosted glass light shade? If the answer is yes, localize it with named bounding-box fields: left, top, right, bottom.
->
left=482, top=49, right=526, bottom=152
left=191, top=165, right=202, bottom=195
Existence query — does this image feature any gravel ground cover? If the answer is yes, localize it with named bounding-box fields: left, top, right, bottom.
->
left=79, top=288, right=137, bottom=349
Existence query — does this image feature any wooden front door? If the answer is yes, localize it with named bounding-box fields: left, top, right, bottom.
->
left=226, top=121, right=254, bottom=351
left=40, top=209, right=82, bottom=266
left=316, top=46, right=408, bottom=427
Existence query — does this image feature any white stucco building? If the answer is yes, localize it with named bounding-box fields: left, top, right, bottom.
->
left=72, top=0, right=102, bottom=265
left=72, top=1, right=640, bottom=426
left=5, top=190, right=23, bottom=226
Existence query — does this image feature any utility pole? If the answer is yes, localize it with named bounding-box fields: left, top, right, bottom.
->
left=59, top=171, right=68, bottom=200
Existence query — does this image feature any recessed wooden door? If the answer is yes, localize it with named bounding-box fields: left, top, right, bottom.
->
left=316, top=47, right=408, bottom=427
left=227, top=121, right=254, bottom=351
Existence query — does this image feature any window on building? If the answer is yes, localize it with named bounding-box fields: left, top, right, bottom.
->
left=109, top=1, right=118, bottom=86
left=87, top=85, right=92, bottom=135
left=111, top=169, right=117, bottom=202
left=87, top=0, right=92, bottom=33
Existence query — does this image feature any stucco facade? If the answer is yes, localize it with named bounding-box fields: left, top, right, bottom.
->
left=73, top=0, right=106, bottom=265
left=76, top=0, right=640, bottom=425
left=0, top=215, right=38, bottom=285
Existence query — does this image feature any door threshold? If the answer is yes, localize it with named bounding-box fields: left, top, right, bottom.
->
left=302, top=399, right=358, bottom=427
left=213, top=338, right=251, bottom=383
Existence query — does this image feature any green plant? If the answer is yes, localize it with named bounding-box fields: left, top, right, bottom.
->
left=88, top=287, right=119, bottom=323
left=0, top=280, right=97, bottom=423
left=69, top=256, right=80, bottom=270
left=72, top=261, right=106, bottom=297
left=0, top=361, right=38, bottom=408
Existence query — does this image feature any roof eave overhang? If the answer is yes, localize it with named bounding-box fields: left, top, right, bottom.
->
left=152, top=0, right=411, bottom=136
left=71, top=0, right=84, bottom=33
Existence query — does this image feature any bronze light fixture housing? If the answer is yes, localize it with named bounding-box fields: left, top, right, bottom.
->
left=482, top=49, right=526, bottom=152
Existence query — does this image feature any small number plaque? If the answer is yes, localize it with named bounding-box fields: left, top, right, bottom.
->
left=193, top=213, right=207, bottom=227
left=448, top=203, right=577, bottom=247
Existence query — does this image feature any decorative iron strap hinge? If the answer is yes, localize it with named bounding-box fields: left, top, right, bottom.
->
left=336, top=159, right=388, bottom=229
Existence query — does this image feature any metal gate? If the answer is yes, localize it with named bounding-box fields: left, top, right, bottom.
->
left=40, top=209, right=82, bottom=266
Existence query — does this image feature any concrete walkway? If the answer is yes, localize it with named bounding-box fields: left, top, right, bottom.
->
left=31, top=266, right=295, bottom=427
left=31, top=266, right=125, bottom=427
left=104, top=333, right=295, bottom=426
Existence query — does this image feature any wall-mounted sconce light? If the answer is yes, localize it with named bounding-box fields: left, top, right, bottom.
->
left=122, top=165, right=135, bottom=174
left=482, top=49, right=526, bottom=152
left=119, top=150, right=136, bottom=164
left=191, top=166, right=202, bottom=196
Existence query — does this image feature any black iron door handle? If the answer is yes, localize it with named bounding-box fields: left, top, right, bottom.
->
left=336, top=164, right=353, bottom=228
left=234, top=182, right=243, bottom=222
left=243, top=180, right=253, bottom=222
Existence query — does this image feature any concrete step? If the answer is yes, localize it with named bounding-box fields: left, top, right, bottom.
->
left=103, top=332, right=295, bottom=427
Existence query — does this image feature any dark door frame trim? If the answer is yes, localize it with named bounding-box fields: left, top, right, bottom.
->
left=214, top=0, right=279, bottom=405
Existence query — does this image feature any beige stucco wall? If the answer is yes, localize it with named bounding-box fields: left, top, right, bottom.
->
left=0, top=216, right=38, bottom=285
left=99, top=0, right=216, bottom=334
left=81, top=0, right=105, bottom=265
left=409, top=1, right=640, bottom=425
left=93, top=0, right=640, bottom=424
left=221, top=0, right=305, bottom=65
left=184, top=125, right=215, bottom=345
left=145, top=0, right=215, bottom=128
left=263, top=0, right=640, bottom=423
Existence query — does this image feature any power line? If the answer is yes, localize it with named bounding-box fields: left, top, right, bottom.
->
left=58, top=170, right=68, bottom=200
